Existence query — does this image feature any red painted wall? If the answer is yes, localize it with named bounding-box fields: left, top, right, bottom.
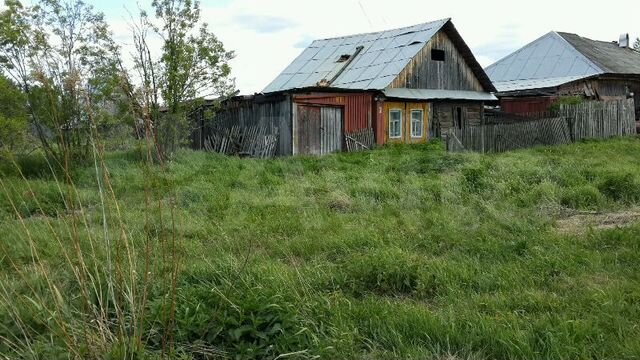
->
left=500, top=96, right=556, bottom=114
left=293, top=93, right=375, bottom=133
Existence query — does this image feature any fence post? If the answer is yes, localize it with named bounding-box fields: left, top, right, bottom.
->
left=481, top=113, right=485, bottom=154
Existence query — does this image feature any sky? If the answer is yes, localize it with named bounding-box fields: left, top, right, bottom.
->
left=75, top=0, right=640, bottom=94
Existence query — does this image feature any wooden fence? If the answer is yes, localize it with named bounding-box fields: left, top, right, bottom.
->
left=345, top=128, right=375, bottom=152
left=447, top=99, right=636, bottom=153
left=557, top=99, right=636, bottom=141
left=203, top=125, right=279, bottom=158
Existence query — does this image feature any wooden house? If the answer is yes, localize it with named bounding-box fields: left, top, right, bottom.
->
left=197, top=18, right=496, bottom=156
left=486, top=32, right=640, bottom=119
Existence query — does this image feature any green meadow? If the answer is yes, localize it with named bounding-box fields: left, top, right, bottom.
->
left=1, top=138, right=640, bottom=359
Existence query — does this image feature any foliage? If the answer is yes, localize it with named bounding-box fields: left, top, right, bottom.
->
left=2, top=138, right=640, bottom=359
left=0, top=0, right=127, bottom=164
left=0, top=74, right=28, bottom=151
left=548, top=95, right=584, bottom=113
left=125, top=0, right=235, bottom=159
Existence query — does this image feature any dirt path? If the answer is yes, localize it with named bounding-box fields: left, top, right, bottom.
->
left=555, top=208, right=640, bottom=235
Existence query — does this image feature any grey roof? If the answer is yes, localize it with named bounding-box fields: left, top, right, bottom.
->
left=263, top=19, right=451, bottom=92
left=493, top=75, right=592, bottom=92
left=558, top=32, right=640, bottom=74
left=486, top=31, right=640, bottom=93
left=383, top=88, right=497, bottom=101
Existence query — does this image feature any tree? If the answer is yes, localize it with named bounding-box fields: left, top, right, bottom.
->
left=124, top=0, right=235, bottom=158
left=634, top=37, right=639, bottom=51
left=0, top=74, right=28, bottom=152
left=0, top=0, right=122, bottom=164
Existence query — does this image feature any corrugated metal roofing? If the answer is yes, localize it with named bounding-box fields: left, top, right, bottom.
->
left=485, top=31, right=640, bottom=93
left=383, top=88, right=498, bottom=101
left=263, top=19, right=450, bottom=93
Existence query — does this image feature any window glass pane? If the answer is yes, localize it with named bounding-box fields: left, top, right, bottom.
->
left=389, top=109, right=401, bottom=138
left=411, top=109, right=423, bottom=137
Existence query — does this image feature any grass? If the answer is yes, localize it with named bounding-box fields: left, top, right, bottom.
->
left=1, top=137, right=640, bottom=359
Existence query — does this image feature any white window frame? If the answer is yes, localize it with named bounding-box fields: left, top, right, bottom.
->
left=389, top=109, right=402, bottom=139
left=410, top=109, right=424, bottom=138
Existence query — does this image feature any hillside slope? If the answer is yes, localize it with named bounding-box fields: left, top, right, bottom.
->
left=2, top=138, right=640, bottom=359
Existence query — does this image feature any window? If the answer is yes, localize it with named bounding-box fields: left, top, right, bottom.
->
left=431, top=49, right=445, bottom=61
left=389, top=109, right=402, bottom=138
left=411, top=109, right=424, bottom=137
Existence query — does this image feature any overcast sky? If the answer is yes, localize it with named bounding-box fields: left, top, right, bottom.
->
left=62, top=0, right=640, bottom=94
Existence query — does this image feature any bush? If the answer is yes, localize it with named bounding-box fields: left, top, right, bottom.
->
left=0, top=115, right=27, bottom=152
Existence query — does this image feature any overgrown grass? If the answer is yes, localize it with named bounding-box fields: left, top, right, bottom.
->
left=2, top=137, right=640, bottom=359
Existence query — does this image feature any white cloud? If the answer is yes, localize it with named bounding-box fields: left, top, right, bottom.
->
left=104, top=0, right=640, bottom=95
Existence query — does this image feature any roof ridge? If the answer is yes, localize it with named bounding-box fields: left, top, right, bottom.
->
left=311, top=18, right=451, bottom=43
left=556, top=31, right=622, bottom=47
left=554, top=31, right=610, bottom=72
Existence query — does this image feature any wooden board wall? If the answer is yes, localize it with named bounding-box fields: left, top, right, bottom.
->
left=432, top=102, right=483, bottom=137
left=389, top=30, right=484, bottom=92
left=203, top=95, right=293, bottom=156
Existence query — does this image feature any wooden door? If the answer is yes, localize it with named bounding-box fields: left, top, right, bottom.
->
left=320, top=107, right=343, bottom=155
left=296, top=105, right=321, bottom=155
left=296, top=105, right=343, bottom=155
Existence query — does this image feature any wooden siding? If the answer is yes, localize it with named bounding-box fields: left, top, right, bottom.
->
left=500, top=97, right=556, bottom=114
left=389, top=30, right=484, bottom=91
left=196, top=95, right=292, bottom=156
left=431, top=102, right=483, bottom=137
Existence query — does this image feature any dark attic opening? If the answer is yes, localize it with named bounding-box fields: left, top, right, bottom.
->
left=431, top=49, right=445, bottom=61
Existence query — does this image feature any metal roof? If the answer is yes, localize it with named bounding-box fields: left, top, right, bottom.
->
left=558, top=32, right=640, bottom=74
left=263, top=19, right=450, bottom=93
left=383, top=88, right=497, bottom=101
left=485, top=31, right=640, bottom=93
left=493, top=75, right=591, bottom=92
